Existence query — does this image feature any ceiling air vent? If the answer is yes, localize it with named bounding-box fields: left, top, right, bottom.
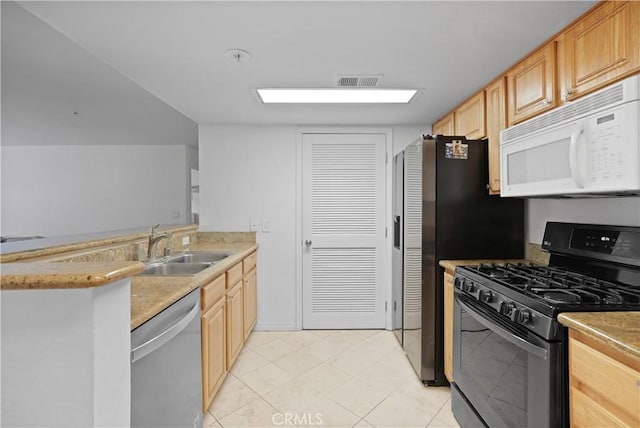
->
left=337, top=75, right=382, bottom=87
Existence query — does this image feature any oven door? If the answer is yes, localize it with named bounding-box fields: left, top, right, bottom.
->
left=452, top=294, right=565, bottom=428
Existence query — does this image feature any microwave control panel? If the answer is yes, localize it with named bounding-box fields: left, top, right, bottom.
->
left=587, top=106, right=627, bottom=184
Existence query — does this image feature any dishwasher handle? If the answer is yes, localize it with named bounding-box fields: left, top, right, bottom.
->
left=131, top=298, right=200, bottom=363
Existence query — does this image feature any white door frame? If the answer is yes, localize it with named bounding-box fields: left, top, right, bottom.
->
left=295, top=126, right=393, bottom=330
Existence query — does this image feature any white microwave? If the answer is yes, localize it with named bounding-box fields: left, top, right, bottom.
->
left=500, top=75, right=640, bottom=197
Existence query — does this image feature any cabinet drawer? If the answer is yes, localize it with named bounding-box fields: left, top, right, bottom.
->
left=243, top=251, right=257, bottom=275
left=202, top=274, right=225, bottom=311
left=569, top=337, right=640, bottom=425
left=570, top=386, right=627, bottom=428
left=226, top=262, right=243, bottom=288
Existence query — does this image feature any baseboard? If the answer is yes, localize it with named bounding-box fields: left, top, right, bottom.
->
left=254, top=322, right=298, bottom=331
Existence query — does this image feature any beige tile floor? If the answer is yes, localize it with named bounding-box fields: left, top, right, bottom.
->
left=205, top=330, right=461, bottom=428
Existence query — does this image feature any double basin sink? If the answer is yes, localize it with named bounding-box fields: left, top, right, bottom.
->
left=140, top=251, right=233, bottom=276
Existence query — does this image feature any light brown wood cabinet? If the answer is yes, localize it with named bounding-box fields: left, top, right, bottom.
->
left=562, top=1, right=640, bottom=102
left=568, top=329, right=640, bottom=427
left=432, top=112, right=454, bottom=136
left=454, top=91, right=486, bottom=139
left=485, top=76, right=507, bottom=195
left=243, top=267, right=257, bottom=340
left=200, top=251, right=258, bottom=411
left=201, top=297, right=226, bottom=411
left=507, top=41, right=557, bottom=125
left=225, top=269, right=244, bottom=369
left=443, top=271, right=455, bottom=383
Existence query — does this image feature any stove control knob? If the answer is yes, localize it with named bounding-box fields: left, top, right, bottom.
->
left=454, top=277, right=464, bottom=290
left=479, top=290, right=493, bottom=303
left=511, top=309, right=532, bottom=324
left=463, top=281, right=476, bottom=293
left=501, top=301, right=515, bottom=316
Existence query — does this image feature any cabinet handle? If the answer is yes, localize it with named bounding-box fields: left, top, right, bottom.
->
left=561, top=89, right=573, bottom=100
left=541, top=98, right=552, bottom=106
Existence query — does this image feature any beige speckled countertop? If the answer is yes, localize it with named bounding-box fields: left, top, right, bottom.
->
left=439, top=259, right=530, bottom=272
left=1, top=261, right=145, bottom=289
left=130, top=242, right=258, bottom=329
left=558, top=312, right=640, bottom=360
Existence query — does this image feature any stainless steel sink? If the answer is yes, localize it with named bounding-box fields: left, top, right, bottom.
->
left=165, top=251, right=233, bottom=264
left=140, top=262, right=210, bottom=276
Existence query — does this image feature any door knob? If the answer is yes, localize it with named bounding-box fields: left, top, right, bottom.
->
left=305, top=240, right=312, bottom=247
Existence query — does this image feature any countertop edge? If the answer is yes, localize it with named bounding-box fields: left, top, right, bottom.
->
left=558, top=312, right=640, bottom=361
left=1, top=262, right=145, bottom=290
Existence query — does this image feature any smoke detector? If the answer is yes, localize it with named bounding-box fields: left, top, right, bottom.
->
left=337, top=74, right=383, bottom=87
left=225, top=49, right=251, bottom=63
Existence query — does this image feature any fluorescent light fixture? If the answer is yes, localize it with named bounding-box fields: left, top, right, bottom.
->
left=257, top=88, right=417, bottom=104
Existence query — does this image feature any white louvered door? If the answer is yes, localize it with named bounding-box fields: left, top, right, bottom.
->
left=302, top=133, right=386, bottom=329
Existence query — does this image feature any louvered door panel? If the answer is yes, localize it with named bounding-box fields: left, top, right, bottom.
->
left=302, top=133, right=386, bottom=329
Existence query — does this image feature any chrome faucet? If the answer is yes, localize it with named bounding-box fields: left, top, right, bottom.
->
left=147, top=224, right=171, bottom=259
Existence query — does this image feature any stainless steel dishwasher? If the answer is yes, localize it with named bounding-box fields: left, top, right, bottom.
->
left=131, top=288, right=203, bottom=428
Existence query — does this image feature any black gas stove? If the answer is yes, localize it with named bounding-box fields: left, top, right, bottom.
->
left=454, top=222, right=640, bottom=341
left=451, top=222, right=640, bottom=428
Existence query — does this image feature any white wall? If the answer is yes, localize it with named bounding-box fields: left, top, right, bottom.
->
left=527, top=197, right=640, bottom=243
left=198, top=124, right=427, bottom=330
left=1, top=145, right=192, bottom=237
left=2, top=279, right=130, bottom=427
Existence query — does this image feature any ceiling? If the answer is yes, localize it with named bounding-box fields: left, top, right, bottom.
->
left=13, top=1, right=597, bottom=128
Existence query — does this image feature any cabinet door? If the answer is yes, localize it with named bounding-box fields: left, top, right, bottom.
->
left=444, top=272, right=454, bottom=383
left=507, top=42, right=557, bottom=125
left=225, top=281, right=244, bottom=369
left=455, top=91, right=486, bottom=139
left=202, top=298, right=226, bottom=412
left=485, top=76, right=507, bottom=195
left=432, top=112, right=455, bottom=136
left=243, top=268, right=257, bottom=340
left=568, top=331, right=640, bottom=427
left=563, top=1, right=640, bottom=101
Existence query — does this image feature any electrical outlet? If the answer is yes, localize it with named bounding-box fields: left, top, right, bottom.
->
left=171, top=210, right=180, bottom=219
left=250, top=218, right=259, bottom=232
left=182, top=236, right=190, bottom=246
left=262, top=218, right=271, bottom=233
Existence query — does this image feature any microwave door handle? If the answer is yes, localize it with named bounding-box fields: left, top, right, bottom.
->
left=569, top=122, right=586, bottom=188
left=457, top=297, right=548, bottom=360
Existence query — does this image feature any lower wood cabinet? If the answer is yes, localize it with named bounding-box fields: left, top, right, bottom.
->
left=443, top=271, right=454, bottom=383
left=200, top=251, right=258, bottom=412
left=243, top=268, right=257, bottom=340
left=568, top=329, right=640, bottom=427
left=201, top=297, right=226, bottom=411
left=225, top=277, right=244, bottom=369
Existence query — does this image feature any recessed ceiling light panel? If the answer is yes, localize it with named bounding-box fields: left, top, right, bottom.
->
left=256, top=88, right=417, bottom=104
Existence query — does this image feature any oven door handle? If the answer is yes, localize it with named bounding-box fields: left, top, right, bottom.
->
left=458, top=298, right=548, bottom=360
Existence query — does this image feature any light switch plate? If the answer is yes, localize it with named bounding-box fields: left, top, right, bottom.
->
left=262, top=218, right=271, bottom=233
left=250, top=218, right=259, bottom=232
left=182, top=236, right=190, bottom=246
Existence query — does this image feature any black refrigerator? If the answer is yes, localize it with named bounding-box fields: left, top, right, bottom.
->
left=392, top=135, right=524, bottom=386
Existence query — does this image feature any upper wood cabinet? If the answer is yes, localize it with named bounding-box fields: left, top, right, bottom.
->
left=507, top=42, right=557, bottom=126
left=485, top=76, right=507, bottom=195
left=454, top=91, right=486, bottom=139
left=562, top=1, right=640, bottom=102
left=432, top=112, right=454, bottom=136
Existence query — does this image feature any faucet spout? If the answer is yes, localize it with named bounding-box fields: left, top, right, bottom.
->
left=147, top=224, right=171, bottom=259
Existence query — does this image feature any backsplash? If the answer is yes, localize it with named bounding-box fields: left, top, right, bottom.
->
left=526, top=243, right=550, bottom=265
left=196, top=231, right=256, bottom=244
